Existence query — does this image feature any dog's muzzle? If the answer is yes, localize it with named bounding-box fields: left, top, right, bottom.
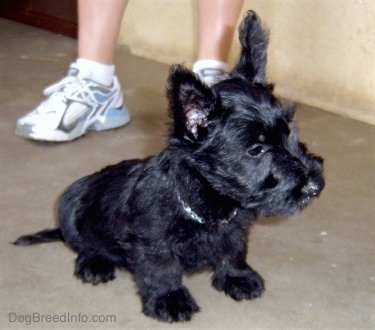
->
left=301, top=176, right=325, bottom=197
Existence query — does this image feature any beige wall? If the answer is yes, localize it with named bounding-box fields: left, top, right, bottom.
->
left=119, top=0, right=375, bottom=125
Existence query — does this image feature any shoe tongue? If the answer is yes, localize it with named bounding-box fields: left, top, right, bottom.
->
left=67, top=64, right=92, bottom=80
left=200, top=68, right=225, bottom=77
left=67, top=66, right=79, bottom=77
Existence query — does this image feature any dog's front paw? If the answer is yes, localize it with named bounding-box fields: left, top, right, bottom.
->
left=213, top=271, right=265, bottom=301
left=143, top=288, right=200, bottom=323
left=74, top=255, right=115, bottom=285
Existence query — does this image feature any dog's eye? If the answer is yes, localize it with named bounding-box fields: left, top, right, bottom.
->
left=248, top=144, right=266, bottom=157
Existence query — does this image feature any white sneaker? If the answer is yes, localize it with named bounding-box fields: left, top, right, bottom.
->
left=15, top=64, right=130, bottom=142
left=193, top=60, right=229, bottom=86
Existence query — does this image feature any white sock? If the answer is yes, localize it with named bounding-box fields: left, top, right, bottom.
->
left=73, top=58, right=115, bottom=86
left=192, top=60, right=229, bottom=74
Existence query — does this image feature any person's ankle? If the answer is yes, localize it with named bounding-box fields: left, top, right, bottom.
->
left=193, top=60, right=229, bottom=86
left=74, top=58, right=115, bottom=86
left=192, top=59, right=229, bottom=74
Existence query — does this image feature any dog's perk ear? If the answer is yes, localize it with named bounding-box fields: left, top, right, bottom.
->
left=167, top=64, right=217, bottom=142
left=231, top=10, right=269, bottom=84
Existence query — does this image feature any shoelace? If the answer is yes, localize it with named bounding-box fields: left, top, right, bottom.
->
left=37, top=76, right=97, bottom=114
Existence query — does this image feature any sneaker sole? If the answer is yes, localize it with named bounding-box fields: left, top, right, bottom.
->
left=16, top=106, right=130, bottom=142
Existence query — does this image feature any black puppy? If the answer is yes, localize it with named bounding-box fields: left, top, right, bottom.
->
left=15, top=11, right=324, bottom=323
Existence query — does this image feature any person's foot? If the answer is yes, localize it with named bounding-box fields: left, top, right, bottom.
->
left=193, top=60, right=229, bottom=86
left=15, top=64, right=130, bottom=142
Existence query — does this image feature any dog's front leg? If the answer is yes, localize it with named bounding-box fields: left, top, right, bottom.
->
left=133, top=253, right=199, bottom=323
left=212, top=252, right=265, bottom=301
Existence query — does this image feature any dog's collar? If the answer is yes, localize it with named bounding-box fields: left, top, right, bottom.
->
left=177, top=194, right=238, bottom=224
left=178, top=197, right=205, bottom=224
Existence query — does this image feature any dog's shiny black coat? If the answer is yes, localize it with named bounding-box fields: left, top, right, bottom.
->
left=15, top=11, right=324, bottom=323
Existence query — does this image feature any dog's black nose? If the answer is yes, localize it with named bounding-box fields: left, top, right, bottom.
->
left=301, top=178, right=324, bottom=197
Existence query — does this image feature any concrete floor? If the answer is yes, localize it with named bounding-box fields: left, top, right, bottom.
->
left=1, top=19, right=374, bottom=329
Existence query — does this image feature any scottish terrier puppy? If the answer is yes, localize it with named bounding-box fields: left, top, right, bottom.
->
left=15, top=11, right=324, bottom=323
